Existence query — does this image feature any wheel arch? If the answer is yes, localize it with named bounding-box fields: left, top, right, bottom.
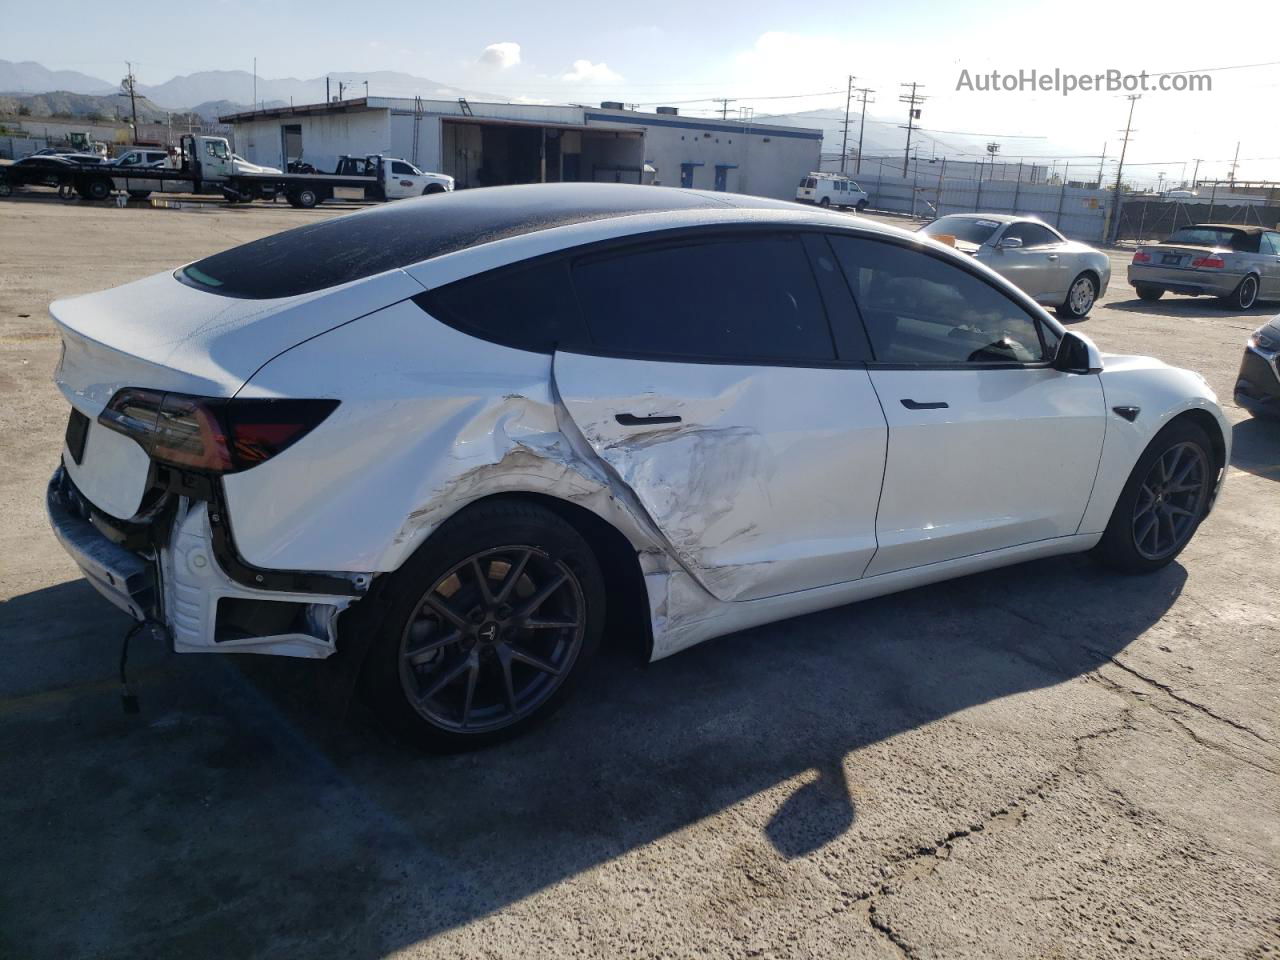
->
left=1167, top=407, right=1228, bottom=504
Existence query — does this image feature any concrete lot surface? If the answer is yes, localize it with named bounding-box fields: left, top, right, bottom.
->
left=1, top=195, right=1277, bottom=959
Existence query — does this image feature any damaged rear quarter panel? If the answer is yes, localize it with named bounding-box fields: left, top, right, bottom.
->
left=226, top=299, right=669, bottom=577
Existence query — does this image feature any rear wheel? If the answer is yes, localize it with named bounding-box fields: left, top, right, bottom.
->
left=84, top=177, right=111, bottom=201
left=1056, top=273, right=1097, bottom=320
left=296, top=187, right=319, bottom=208
left=1093, top=419, right=1215, bottom=573
left=362, top=500, right=605, bottom=751
left=819, top=196, right=831, bottom=208
left=1135, top=284, right=1164, bottom=302
left=1222, top=274, right=1259, bottom=311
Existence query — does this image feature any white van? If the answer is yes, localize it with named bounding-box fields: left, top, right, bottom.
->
left=796, top=173, right=869, bottom=211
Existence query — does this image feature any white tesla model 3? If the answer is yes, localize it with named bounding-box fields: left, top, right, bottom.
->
left=47, top=183, right=1230, bottom=749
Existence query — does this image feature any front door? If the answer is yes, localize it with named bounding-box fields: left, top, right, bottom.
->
left=826, top=232, right=1106, bottom=575
left=553, top=231, right=888, bottom=602
left=988, top=221, right=1068, bottom=301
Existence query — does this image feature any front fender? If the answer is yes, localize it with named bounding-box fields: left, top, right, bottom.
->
left=1077, top=355, right=1231, bottom=534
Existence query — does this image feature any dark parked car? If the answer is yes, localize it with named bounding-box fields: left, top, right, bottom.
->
left=0, top=155, right=76, bottom=196
left=1235, top=318, right=1280, bottom=418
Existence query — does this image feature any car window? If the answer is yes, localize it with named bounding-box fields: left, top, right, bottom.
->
left=417, top=256, right=588, bottom=354
left=1001, top=222, right=1060, bottom=248
left=574, top=234, right=836, bottom=363
left=920, top=216, right=1002, bottom=245
left=1262, top=233, right=1280, bottom=255
left=392, top=161, right=414, bottom=175
left=829, top=235, right=1048, bottom=365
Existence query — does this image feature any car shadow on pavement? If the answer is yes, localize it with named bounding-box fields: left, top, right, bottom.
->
left=1231, top=416, right=1280, bottom=482
left=1105, top=295, right=1279, bottom=319
left=0, top=554, right=1184, bottom=959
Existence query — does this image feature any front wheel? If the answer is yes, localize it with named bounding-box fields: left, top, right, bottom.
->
left=1056, top=273, right=1098, bottom=320
left=1093, top=419, right=1215, bottom=574
left=855, top=199, right=868, bottom=212
left=361, top=500, right=605, bottom=751
left=423, top=184, right=446, bottom=195
left=0, top=181, right=12, bottom=198
left=1223, top=274, right=1259, bottom=311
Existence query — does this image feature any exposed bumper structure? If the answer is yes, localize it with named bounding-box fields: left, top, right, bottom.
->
left=46, top=467, right=158, bottom=620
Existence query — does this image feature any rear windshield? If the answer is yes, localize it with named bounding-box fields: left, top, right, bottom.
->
left=1166, top=227, right=1256, bottom=251
left=176, top=184, right=729, bottom=300
left=920, top=216, right=1002, bottom=245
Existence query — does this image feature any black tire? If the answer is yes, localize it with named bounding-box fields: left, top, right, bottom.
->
left=285, top=191, right=302, bottom=208
left=296, top=187, right=319, bottom=209
left=818, top=196, right=831, bottom=208
left=127, top=190, right=151, bottom=200
left=855, top=199, right=868, bottom=212
left=423, top=184, right=446, bottom=195
left=1135, top=284, right=1164, bottom=302
left=84, top=177, right=111, bottom=201
left=0, top=181, right=12, bottom=198
left=1056, top=272, right=1098, bottom=320
left=361, top=499, right=606, bottom=751
left=1222, top=274, right=1259, bottom=311
left=1092, top=418, right=1216, bottom=574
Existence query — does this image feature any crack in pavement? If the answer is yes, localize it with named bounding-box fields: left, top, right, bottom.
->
left=846, top=719, right=1135, bottom=957
left=1092, top=650, right=1274, bottom=746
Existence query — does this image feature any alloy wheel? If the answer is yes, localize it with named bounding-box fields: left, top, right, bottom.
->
left=1131, top=441, right=1208, bottom=560
left=1069, top=276, right=1096, bottom=316
left=398, top=545, right=586, bottom=733
left=1237, top=276, right=1258, bottom=310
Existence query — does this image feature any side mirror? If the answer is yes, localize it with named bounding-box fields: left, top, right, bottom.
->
left=997, top=235, right=1023, bottom=250
left=1053, top=331, right=1104, bottom=374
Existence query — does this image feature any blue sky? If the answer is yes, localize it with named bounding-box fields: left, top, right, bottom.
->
left=7, top=0, right=1280, bottom=185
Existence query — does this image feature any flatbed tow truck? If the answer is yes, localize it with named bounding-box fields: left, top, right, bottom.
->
left=0, top=134, right=453, bottom=207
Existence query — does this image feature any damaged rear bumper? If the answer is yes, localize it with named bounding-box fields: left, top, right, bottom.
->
left=46, top=466, right=365, bottom=659
left=47, top=466, right=158, bottom=620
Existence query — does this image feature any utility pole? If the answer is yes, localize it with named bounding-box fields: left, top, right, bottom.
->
left=985, top=141, right=1000, bottom=181
left=253, top=57, right=257, bottom=110
left=1228, top=141, right=1240, bottom=184
left=326, top=76, right=331, bottom=102
left=1109, top=94, right=1140, bottom=243
left=1096, top=142, right=1106, bottom=188
left=121, top=62, right=139, bottom=137
left=898, top=82, right=925, bottom=177
left=338, top=80, right=346, bottom=101
left=854, top=86, right=875, bottom=175
left=840, top=75, right=855, bottom=173
left=713, top=97, right=736, bottom=120
left=363, top=80, right=369, bottom=99
left=1190, top=158, right=1201, bottom=189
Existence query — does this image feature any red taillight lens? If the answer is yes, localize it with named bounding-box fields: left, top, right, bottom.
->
left=98, top=390, right=338, bottom=474
left=1132, top=251, right=1151, bottom=263
left=1191, top=256, right=1225, bottom=269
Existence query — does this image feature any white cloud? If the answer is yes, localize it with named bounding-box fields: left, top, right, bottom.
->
left=479, top=42, right=522, bottom=69
left=560, top=59, right=622, bottom=84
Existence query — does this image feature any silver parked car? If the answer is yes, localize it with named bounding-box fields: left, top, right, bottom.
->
left=919, top=214, right=1111, bottom=319
left=1128, top=224, right=1280, bottom=311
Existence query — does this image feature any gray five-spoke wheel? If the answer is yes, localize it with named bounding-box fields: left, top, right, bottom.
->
left=1131, top=441, right=1208, bottom=560
left=398, top=545, right=586, bottom=733
left=1068, top=276, right=1096, bottom=315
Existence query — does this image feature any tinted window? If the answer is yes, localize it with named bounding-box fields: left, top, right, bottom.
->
left=830, top=236, right=1047, bottom=365
left=1166, top=227, right=1255, bottom=251
left=574, top=234, right=835, bottom=363
left=176, top=184, right=730, bottom=299
left=1001, top=222, right=1060, bottom=247
left=417, top=257, right=586, bottom=353
left=391, top=161, right=414, bottom=175
left=1262, top=233, right=1280, bottom=255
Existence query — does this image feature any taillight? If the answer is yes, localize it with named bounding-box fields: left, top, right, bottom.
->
left=98, top=390, right=338, bottom=474
left=1132, top=251, right=1151, bottom=263
left=1191, top=256, right=1225, bottom=269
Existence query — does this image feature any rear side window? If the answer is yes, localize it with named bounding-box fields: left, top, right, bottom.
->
left=830, top=235, right=1047, bottom=365
left=573, top=234, right=835, bottom=363
left=417, top=257, right=588, bottom=354
left=1000, top=222, right=1060, bottom=247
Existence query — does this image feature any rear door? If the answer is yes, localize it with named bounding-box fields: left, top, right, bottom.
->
left=553, top=231, right=889, bottom=602
left=826, top=233, right=1106, bottom=575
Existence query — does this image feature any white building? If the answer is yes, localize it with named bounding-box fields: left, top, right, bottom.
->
left=220, top=97, right=822, bottom=200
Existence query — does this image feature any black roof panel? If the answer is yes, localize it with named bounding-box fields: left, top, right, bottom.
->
left=178, top=183, right=790, bottom=300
